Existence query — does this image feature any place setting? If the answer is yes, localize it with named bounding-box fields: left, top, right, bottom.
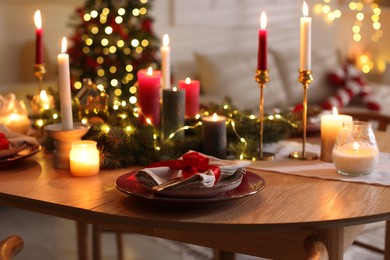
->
left=115, top=151, right=265, bottom=206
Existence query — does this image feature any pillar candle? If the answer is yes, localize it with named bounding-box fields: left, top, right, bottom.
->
left=161, top=34, right=171, bottom=89
left=161, top=87, right=185, bottom=141
left=257, top=11, right=267, bottom=70
left=57, top=37, right=73, bottom=130
left=202, top=113, right=227, bottom=159
left=320, top=108, right=352, bottom=162
left=34, top=10, right=44, bottom=64
left=300, top=1, right=311, bottom=71
left=70, top=140, right=100, bottom=177
left=178, top=77, right=200, bottom=117
left=137, top=67, right=161, bottom=127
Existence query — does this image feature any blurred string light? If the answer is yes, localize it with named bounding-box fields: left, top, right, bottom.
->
left=349, top=2, right=383, bottom=43
left=314, top=1, right=383, bottom=44
left=314, top=0, right=342, bottom=22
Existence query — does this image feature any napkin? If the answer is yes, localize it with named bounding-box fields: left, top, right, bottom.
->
left=135, top=151, right=250, bottom=190
left=0, top=124, right=39, bottom=148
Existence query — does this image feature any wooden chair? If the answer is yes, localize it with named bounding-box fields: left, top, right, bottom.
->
left=344, top=111, right=390, bottom=131
left=0, top=235, right=24, bottom=260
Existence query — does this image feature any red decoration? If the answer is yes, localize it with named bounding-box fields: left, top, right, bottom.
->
left=321, top=64, right=381, bottom=111
left=146, top=152, right=221, bottom=183
left=0, top=133, right=9, bottom=150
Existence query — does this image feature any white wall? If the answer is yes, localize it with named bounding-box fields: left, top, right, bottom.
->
left=0, top=0, right=358, bottom=88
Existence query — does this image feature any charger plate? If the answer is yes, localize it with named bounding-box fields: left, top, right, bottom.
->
left=0, top=144, right=41, bottom=168
left=115, top=170, right=265, bottom=205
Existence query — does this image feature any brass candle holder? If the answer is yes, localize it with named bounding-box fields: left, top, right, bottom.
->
left=289, top=70, right=318, bottom=160
left=34, top=63, right=46, bottom=93
left=255, top=69, right=274, bottom=160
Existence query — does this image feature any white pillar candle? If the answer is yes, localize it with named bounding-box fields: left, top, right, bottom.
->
left=320, top=108, right=352, bottom=162
left=69, top=140, right=100, bottom=177
left=300, top=1, right=311, bottom=71
left=57, top=37, right=73, bottom=130
left=333, top=142, right=379, bottom=176
left=161, top=34, right=171, bottom=89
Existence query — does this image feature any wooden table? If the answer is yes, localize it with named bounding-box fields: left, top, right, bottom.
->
left=1, top=131, right=390, bottom=260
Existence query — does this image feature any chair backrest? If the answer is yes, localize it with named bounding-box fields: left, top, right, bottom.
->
left=345, top=111, right=390, bottom=132
left=0, top=235, right=24, bottom=260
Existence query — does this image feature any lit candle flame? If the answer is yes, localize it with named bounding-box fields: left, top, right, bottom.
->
left=260, top=11, right=267, bottom=30
left=173, top=86, right=177, bottom=91
left=185, top=77, right=191, bottom=84
left=163, top=34, right=170, bottom=47
left=40, top=90, right=47, bottom=100
left=147, top=66, right=153, bottom=76
left=332, top=106, right=338, bottom=117
left=34, top=10, right=42, bottom=29
left=302, top=1, right=309, bottom=17
left=61, top=37, right=67, bottom=54
left=212, top=113, right=218, bottom=122
left=353, top=142, right=359, bottom=152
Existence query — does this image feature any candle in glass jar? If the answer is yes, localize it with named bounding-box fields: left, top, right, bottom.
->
left=0, top=113, right=30, bottom=135
left=69, top=140, right=100, bottom=177
left=333, top=142, right=379, bottom=176
left=320, top=107, right=352, bottom=162
left=137, top=67, right=161, bottom=127
left=202, top=113, right=227, bottom=159
left=178, top=77, right=200, bottom=117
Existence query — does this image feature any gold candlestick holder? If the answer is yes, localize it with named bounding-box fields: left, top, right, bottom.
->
left=255, top=69, right=275, bottom=160
left=34, top=63, right=46, bottom=93
left=289, top=70, right=318, bottom=160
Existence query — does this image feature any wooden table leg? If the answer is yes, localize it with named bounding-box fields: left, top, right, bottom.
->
left=76, top=221, right=90, bottom=260
left=314, top=228, right=344, bottom=260
left=385, top=220, right=390, bottom=260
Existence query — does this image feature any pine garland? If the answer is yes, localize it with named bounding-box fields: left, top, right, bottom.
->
left=41, top=97, right=297, bottom=168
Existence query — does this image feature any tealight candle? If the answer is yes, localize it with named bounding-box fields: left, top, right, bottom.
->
left=320, top=107, right=352, bottom=162
left=69, top=140, right=100, bottom=177
left=333, top=142, right=378, bottom=176
left=202, top=113, right=227, bottom=159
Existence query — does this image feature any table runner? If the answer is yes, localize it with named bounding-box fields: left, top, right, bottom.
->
left=248, top=140, right=390, bottom=186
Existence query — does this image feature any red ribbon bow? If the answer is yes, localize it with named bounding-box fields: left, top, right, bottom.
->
left=147, top=152, right=221, bottom=182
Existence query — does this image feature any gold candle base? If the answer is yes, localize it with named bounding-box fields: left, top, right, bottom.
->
left=34, top=63, right=46, bottom=93
left=255, top=69, right=275, bottom=161
left=289, top=70, right=318, bottom=161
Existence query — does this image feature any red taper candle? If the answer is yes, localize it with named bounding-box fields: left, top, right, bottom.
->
left=257, top=11, right=267, bottom=70
left=34, top=10, right=44, bottom=64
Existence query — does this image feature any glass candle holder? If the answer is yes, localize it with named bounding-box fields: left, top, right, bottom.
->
left=332, top=121, right=379, bottom=176
left=69, top=140, right=100, bottom=177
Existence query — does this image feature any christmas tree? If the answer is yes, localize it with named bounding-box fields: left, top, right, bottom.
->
left=68, top=0, right=160, bottom=106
